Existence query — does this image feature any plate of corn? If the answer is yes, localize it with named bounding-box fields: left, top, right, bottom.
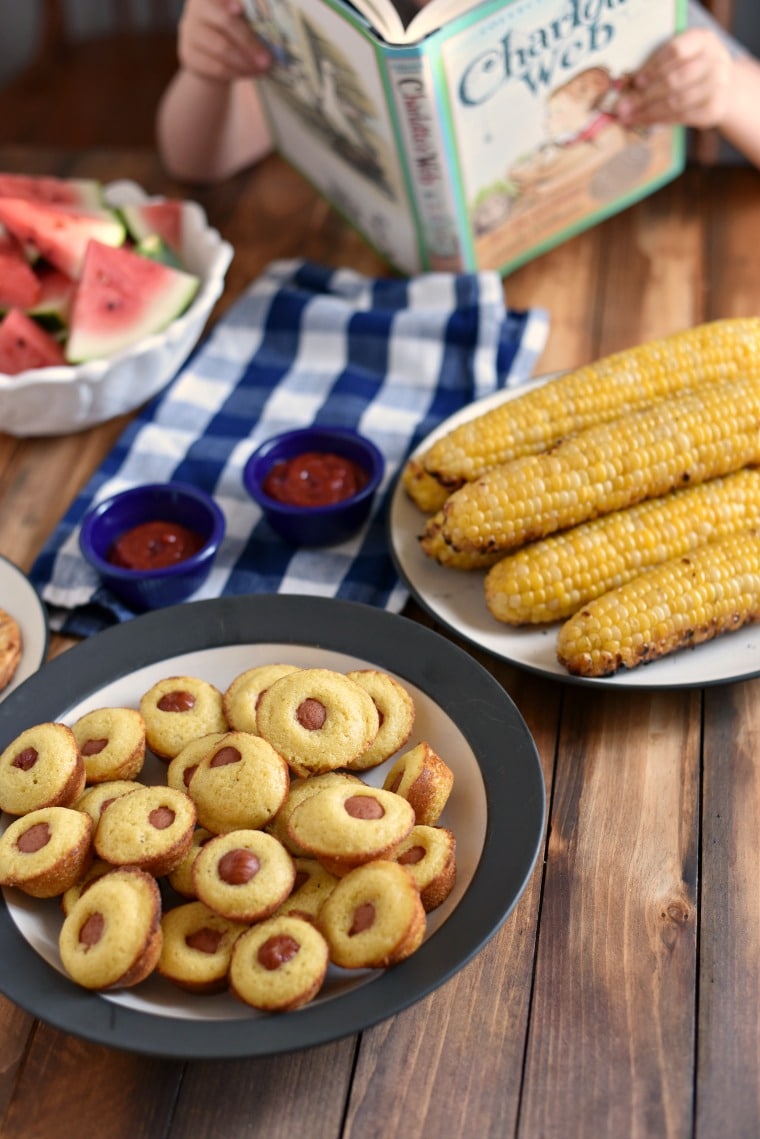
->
left=390, top=318, right=760, bottom=687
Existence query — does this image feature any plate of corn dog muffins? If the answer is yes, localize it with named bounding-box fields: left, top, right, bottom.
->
left=391, top=318, right=760, bottom=688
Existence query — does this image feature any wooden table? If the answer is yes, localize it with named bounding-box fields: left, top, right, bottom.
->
left=1, top=143, right=760, bottom=1139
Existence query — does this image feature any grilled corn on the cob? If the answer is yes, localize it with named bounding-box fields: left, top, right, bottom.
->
left=405, top=317, right=760, bottom=511
left=485, top=469, right=760, bottom=623
left=556, top=531, right=760, bottom=676
left=434, top=374, right=760, bottom=555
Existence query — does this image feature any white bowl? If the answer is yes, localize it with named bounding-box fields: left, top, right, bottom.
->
left=0, top=180, right=233, bottom=437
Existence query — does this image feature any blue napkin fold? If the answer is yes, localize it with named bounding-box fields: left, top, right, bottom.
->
left=31, top=258, right=550, bottom=636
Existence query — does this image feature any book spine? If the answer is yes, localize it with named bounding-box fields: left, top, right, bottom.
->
left=384, top=50, right=467, bottom=272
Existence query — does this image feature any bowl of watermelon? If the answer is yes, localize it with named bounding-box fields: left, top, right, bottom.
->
left=0, top=173, right=233, bottom=436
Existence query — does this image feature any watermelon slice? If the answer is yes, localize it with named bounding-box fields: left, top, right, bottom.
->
left=27, top=265, right=75, bottom=331
left=135, top=233, right=185, bottom=271
left=0, top=198, right=125, bottom=279
left=121, top=199, right=185, bottom=257
left=0, top=173, right=104, bottom=210
left=0, top=308, right=66, bottom=374
left=0, top=229, right=42, bottom=309
left=65, top=240, right=200, bottom=364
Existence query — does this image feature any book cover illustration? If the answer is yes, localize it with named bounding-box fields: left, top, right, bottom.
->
left=245, top=0, right=422, bottom=272
left=438, top=0, right=686, bottom=271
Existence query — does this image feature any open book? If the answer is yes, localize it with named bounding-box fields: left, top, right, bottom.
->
left=242, top=0, right=687, bottom=275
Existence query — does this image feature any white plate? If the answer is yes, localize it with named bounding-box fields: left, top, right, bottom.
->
left=389, top=384, right=760, bottom=689
left=0, top=556, right=48, bottom=701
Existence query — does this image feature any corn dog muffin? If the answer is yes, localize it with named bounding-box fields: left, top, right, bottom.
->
left=0, top=722, right=86, bottom=816
left=286, top=783, right=415, bottom=872
left=74, top=780, right=145, bottom=825
left=318, top=860, right=426, bottom=968
left=70, top=706, right=146, bottom=784
left=167, top=826, right=216, bottom=899
left=157, top=901, right=248, bottom=993
left=58, top=866, right=162, bottom=990
left=393, top=825, right=456, bottom=912
left=166, top=733, right=227, bottom=793
left=266, top=771, right=362, bottom=857
left=186, top=732, right=290, bottom=834
left=255, top=668, right=380, bottom=778
left=94, top=785, right=197, bottom=877
left=0, top=806, right=93, bottom=898
left=229, top=914, right=329, bottom=1011
left=273, top=857, right=340, bottom=923
left=192, top=828, right=296, bottom=923
left=383, top=742, right=454, bottom=826
left=139, top=676, right=227, bottom=760
left=223, top=663, right=301, bottom=734
left=344, top=669, right=416, bottom=771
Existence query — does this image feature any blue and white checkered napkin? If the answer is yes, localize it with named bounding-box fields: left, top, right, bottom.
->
left=31, top=259, right=549, bottom=636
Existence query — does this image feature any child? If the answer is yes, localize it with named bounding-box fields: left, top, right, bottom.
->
left=156, top=0, right=760, bottom=184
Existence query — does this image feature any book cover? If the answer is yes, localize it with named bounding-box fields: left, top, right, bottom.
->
left=244, top=0, right=688, bottom=275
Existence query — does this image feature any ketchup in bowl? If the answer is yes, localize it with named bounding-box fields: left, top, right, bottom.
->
left=108, top=520, right=205, bottom=571
left=262, top=451, right=368, bottom=508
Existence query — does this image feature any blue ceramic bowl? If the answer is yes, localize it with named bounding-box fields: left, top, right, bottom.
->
left=79, top=481, right=226, bottom=611
left=243, top=426, right=385, bottom=547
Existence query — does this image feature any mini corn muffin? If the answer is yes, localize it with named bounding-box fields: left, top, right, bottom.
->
left=392, top=826, right=456, bottom=912
left=70, top=706, right=146, bottom=784
left=285, top=783, right=415, bottom=872
left=166, top=733, right=227, bottom=793
left=383, top=741, right=454, bottom=826
left=167, top=826, right=216, bottom=899
left=318, top=860, right=426, bottom=968
left=0, top=722, right=86, bottom=816
left=157, top=901, right=248, bottom=993
left=229, top=915, right=329, bottom=1012
left=344, top=669, right=415, bottom=771
left=223, top=663, right=301, bottom=734
left=58, top=866, right=162, bottom=990
left=273, top=857, right=340, bottom=923
left=255, top=668, right=380, bottom=778
left=74, top=780, right=146, bottom=825
left=186, top=732, right=290, bottom=834
left=266, top=771, right=362, bottom=857
left=0, top=806, right=93, bottom=898
left=139, top=676, right=228, bottom=760
left=94, top=785, right=197, bottom=877
left=61, top=858, right=115, bottom=916
left=192, top=828, right=296, bottom=924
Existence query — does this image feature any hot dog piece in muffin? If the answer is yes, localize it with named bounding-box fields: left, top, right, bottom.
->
left=94, top=785, right=197, bottom=877
left=139, top=676, right=228, bottom=761
left=318, top=860, right=426, bottom=968
left=266, top=771, right=362, bottom=857
left=273, top=857, right=340, bottom=923
left=223, top=663, right=301, bottom=734
left=59, top=866, right=162, bottom=990
left=286, top=783, right=415, bottom=873
left=70, top=706, right=146, bottom=784
left=192, top=829, right=296, bottom=924
left=383, top=741, right=454, bottom=826
left=186, top=732, right=290, bottom=834
left=0, top=806, right=93, bottom=898
left=344, top=670, right=415, bottom=771
left=167, top=826, right=216, bottom=899
left=0, top=722, right=86, bottom=816
left=75, top=780, right=145, bottom=825
left=158, top=901, right=248, bottom=993
left=229, top=915, right=329, bottom=1011
left=392, top=825, right=456, bottom=912
left=255, top=668, right=380, bottom=778
left=166, top=733, right=227, bottom=793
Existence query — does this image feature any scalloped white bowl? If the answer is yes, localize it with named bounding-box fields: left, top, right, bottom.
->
left=0, top=180, right=233, bottom=437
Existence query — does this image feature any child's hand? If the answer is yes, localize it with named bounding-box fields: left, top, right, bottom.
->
left=178, top=0, right=272, bottom=83
left=617, top=28, right=734, bottom=131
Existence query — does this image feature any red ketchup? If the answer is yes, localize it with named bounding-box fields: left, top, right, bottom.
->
left=108, top=520, right=205, bottom=571
left=262, top=451, right=367, bottom=508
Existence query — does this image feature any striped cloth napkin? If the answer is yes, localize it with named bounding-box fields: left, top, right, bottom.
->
left=31, top=259, right=549, bottom=637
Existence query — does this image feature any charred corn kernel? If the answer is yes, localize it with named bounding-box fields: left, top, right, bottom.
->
left=419, top=511, right=505, bottom=570
left=437, top=374, right=760, bottom=555
left=407, top=318, right=760, bottom=505
left=402, top=458, right=450, bottom=514
left=485, top=469, right=760, bottom=624
left=556, top=531, right=760, bottom=677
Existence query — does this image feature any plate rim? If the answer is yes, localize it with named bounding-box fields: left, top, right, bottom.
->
left=0, top=555, right=49, bottom=702
left=0, top=594, right=545, bottom=1059
left=389, top=382, right=760, bottom=691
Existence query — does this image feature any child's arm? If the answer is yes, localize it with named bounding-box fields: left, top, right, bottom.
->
left=617, top=28, right=760, bottom=170
left=156, top=0, right=274, bottom=184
